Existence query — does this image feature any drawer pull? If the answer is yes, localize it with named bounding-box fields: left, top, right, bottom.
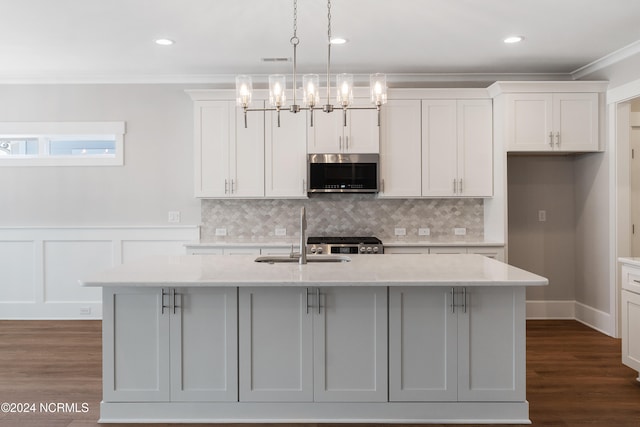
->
left=633, top=279, right=640, bottom=284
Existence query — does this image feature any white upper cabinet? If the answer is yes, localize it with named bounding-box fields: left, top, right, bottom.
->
left=265, top=108, right=308, bottom=198
left=307, top=99, right=380, bottom=153
left=378, top=99, right=422, bottom=197
left=194, top=100, right=264, bottom=198
left=505, top=92, right=599, bottom=152
left=422, top=99, right=493, bottom=197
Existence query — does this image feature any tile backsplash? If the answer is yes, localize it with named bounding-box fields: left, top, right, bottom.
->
left=201, top=195, right=483, bottom=242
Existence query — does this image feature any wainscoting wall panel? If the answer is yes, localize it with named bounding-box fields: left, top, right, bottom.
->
left=0, top=226, right=199, bottom=320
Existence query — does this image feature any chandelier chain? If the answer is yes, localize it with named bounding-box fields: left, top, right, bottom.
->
left=293, top=0, right=298, bottom=39
left=327, top=0, right=332, bottom=41
left=326, top=0, right=332, bottom=104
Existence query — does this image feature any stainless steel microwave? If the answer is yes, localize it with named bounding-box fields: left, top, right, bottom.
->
left=307, top=153, right=379, bottom=193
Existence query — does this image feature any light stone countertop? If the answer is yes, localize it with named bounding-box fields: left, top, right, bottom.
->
left=619, top=257, right=640, bottom=267
left=82, top=253, right=546, bottom=288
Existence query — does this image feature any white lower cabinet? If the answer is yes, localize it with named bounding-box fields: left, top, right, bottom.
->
left=389, top=286, right=525, bottom=402
left=102, top=287, right=238, bottom=403
left=622, top=289, right=640, bottom=376
left=239, top=286, right=388, bottom=402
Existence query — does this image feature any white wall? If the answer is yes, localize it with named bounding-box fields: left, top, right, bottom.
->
left=0, top=84, right=202, bottom=226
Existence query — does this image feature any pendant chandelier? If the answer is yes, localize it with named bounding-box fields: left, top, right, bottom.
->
left=235, top=0, right=387, bottom=128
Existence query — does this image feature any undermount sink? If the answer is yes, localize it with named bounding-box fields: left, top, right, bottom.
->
left=255, top=255, right=351, bottom=264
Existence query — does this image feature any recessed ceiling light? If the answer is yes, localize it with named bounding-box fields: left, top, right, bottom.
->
left=504, top=36, right=524, bottom=44
left=330, top=37, right=348, bottom=45
left=155, top=38, right=175, bottom=46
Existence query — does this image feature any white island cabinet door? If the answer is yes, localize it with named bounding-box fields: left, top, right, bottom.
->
left=313, top=287, right=388, bottom=402
left=457, top=287, right=526, bottom=402
left=239, top=287, right=313, bottom=402
left=389, top=287, right=458, bottom=401
left=170, top=288, right=238, bottom=402
left=103, top=287, right=170, bottom=402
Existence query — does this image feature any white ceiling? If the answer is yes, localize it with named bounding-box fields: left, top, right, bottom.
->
left=2, top=0, right=640, bottom=84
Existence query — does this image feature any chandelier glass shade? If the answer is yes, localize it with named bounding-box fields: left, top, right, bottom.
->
left=235, top=0, right=387, bottom=128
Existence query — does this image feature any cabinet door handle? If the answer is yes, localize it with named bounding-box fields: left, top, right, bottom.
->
left=316, top=288, right=322, bottom=314
left=161, top=289, right=170, bottom=315
left=231, top=179, right=235, bottom=194
left=346, top=135, right=350, bottom=150
left=172, top=289, right=181, bottom=314
left=549, top=132, right=554, bottom=147
left=462, top=287, right=467, bottom=313
left=453, top=179, right=458, bottom=194
left=633, top=279, right=640, bottom=284
left=339, top=136, right=342, bottom=150
left=224, top=179, right=228, bottom=194
left=302, top=179, right=306, bottom=194
left=381, top=179, right=385, bottom=193
left=306, top=287, right=310, bottom=314
left=459, top=179, right=463, bottom=194
left=555, top=132, right=560, bottom=147
left=450, top=288, right=456, bottom=313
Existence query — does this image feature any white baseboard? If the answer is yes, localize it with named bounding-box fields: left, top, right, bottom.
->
left=574, top=301, right=614, bottom=336
left=526, top=300, right=614, bottom=337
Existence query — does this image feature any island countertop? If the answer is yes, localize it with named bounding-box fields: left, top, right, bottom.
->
left=81, top=253, right=548, bottom=288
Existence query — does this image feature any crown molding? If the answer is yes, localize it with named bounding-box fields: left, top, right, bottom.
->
left=572, top=39, right=640, bottom=80
left=0, top=72, right=574, bottom=86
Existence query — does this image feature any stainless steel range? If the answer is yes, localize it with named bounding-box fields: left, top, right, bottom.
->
left=307, top=236, right=384, bottom=255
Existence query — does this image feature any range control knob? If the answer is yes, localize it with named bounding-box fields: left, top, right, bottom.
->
left=372, top=246, right=379, bottom=253
left=310, top=246, right=317, bottom=254
left=366, top=247, right=373, bottom=253
left=360, top=246, right=366, bottom=253
left=316, top=247, right=323, bottom=254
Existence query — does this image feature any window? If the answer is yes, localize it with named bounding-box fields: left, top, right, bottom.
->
left=0, top=122, right=125, bottom=166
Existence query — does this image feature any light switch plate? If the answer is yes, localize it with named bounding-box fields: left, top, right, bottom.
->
left=538, top=210, right=547, bottom=222
left=454, top=228, right=467, bottom=236
left=418, top=228, right=431, bottom=236
left=395, top=228, right=407, bottom=236
left=168, top=211, right=181, bottom=223
left=215, top=228, right=227, bottom=236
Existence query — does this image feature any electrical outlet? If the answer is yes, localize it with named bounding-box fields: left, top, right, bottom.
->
left=454, top=228, right=467, bottom=236
left=168, top=211, right=181, bottom=223
left=275, top=228, right=287, bottom=236
left=215, top=228, right=227, bottom=236
left=394, top=228, right=406, bottom=236
left=538, top=210, right=547, bottom=222
left=80, top=307, right=92, bottom=316
left=418, top=228, right=431, bottom=236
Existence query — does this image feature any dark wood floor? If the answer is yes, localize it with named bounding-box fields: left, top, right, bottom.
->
left=0, top=320, right=638, bottom=426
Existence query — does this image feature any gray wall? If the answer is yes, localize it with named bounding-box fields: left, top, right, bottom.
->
left=508, top=156, right=577, bottom=301
left=0, top=84, right=201, bottom=226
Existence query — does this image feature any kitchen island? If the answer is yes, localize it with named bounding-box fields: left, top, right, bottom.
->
left=82, top=253, right=547, bottom=424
